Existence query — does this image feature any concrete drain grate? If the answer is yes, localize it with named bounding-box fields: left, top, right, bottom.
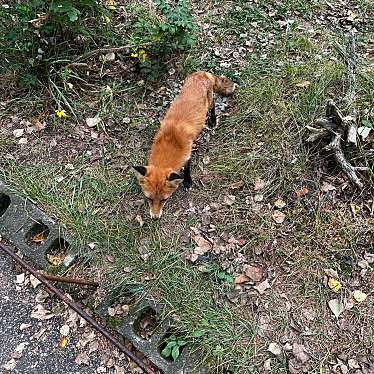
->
left=0, top=181, right=208, bottom=374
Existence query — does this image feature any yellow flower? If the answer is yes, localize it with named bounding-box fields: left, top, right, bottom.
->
left=131, top=52, right=139, bottom=58
left=55, top=109, right=67, bottom=118
left=107, top=0, right=116, bottom=9
left=103, top=15, right=110, bottom=24
left=328, top=278, right=342, bottom=293
left=139, top=53, right=148, bottom=63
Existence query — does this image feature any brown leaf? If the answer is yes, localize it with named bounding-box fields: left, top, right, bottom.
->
left=243, top=265, right=263, bottom=282
left=292, top=343, right=310, bottom=363
left=274, top=198, right=286, bottom=209
left=272, top=210, right=286, bottom=224
left=33, top=120, right=46, bottom=132
left=268, top=342, right=282, bottom=356
left=254, top=178, right=265, bottom=191
left=193, top=235, right=212, bottom=254
left=295, top=187, right=309, bottom=198
left=234, top=274, right=251, bottom=284
left=106, top=255, right=114, bottom=263
left=230, top=180, right=244, bottom=190
left=253, top=279, right=271, bottom=294
left=295, top=80, right=311, bottom=88
left=75, top=352, right=90, bottom=366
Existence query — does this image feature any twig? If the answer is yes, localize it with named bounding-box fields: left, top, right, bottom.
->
left=41, top=272, right=98, bottom=286
left=74, top=45, right=133, bottom=63
left=0, top=242, right=156, bottom=374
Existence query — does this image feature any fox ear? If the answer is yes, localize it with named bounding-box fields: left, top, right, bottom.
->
left=132, top=166, right=147, bottom=180
left=168, top=172, right=183, bottom=188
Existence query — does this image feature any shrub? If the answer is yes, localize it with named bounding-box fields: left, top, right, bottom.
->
left=130, top=0, right=197, bottom=79
left=0, top=0, right=108, bottom=86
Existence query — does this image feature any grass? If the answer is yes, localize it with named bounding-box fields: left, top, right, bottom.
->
left=1, top=0, right=374, bottom=373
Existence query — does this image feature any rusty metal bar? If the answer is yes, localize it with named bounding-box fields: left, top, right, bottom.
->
left=41, top=272, right=99, bottom=287
left=0, top=243, right=156, bottom=374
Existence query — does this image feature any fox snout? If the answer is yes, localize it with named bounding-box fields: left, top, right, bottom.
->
left=150, top=208, right=162, bottom=220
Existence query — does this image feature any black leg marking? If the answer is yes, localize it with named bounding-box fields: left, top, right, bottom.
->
left=183, top=159, right=192, bottom=190
left=207, top=103, right=217, bottom=128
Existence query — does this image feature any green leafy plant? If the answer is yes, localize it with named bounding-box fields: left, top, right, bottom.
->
left=160, top=335, right=187, bottom=361
left=0, top=0, right=107, bottom=86
left=130, top=0, right=197, bottom=78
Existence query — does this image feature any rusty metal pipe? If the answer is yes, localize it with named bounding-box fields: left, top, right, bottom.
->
left=0, top=243, right=156, bottom=374
left=41, top=272, right=99, bottom=287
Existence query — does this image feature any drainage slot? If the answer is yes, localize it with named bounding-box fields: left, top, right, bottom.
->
left=0, top=193, right=11, bottom=217
left=133, top=307, right=157, bottom=340
left=45, top=237, right=70, bottom=266
left=26, top=221, right=50, bottom=248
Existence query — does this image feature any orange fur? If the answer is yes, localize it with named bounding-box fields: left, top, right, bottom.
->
left=134, top=71, right=235, bottom=219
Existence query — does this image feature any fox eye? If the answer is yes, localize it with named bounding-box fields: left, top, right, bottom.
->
left=160, top=199, right=167, bottom=203
left=146, top=197, right=153, bottom=202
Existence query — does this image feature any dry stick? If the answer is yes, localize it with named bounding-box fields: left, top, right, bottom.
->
left=41, top=272, right=98, bottom=287
left=74, top=45, right=133, bottom=63
left=324, top=101, right=365, bottom=188
left=0, top=243, right=156, bottom=374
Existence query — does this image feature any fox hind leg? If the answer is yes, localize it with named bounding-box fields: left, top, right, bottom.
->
left=183, top=159, right=192, bottom=190
left=206, top=103, right=217, bottom=128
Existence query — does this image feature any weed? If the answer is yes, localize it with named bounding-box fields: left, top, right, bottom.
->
left=130, top=0, right=197, bottom=79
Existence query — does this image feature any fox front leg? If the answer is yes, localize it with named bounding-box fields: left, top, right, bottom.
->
left=183, top=159, right=192, bottom=190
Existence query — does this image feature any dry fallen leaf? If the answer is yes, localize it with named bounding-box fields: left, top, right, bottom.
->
left=243, top=265, right=263, bottom=282
left=230, top=180, right=244, bottom=189
left=353, top=290, right=367, bottom=303
left=31, top=304, right=55, bottom=320
left=234, top=274, right=251, bottom=284
left=328, top=278, right=342, bottom=293
left=272, top=210, right=286, bottom=224
left=223, top=194, right=236, bottom=206
left=295, top=186, right=309, bottom=198
left=16, top=273, right=25, bottom=284
left=59, top=336, right=68, bottom=348
left=30, top=274, right=41, bottom=288
left=3, top=359, right=17, bottom=371
left=321, top=182, right=336, bottom=192
left=292, top=343, right=310, bottom=363
left=46, top=254, right=62, bottom=266
left=108, top=307, right=116, bottom=317
left=31, top=230, right=48, bottom=244
left=253, top=279, right=271, bottom=294
left=60, top=324, right=70, bottom=336
left=324, top=268, right=339, bottom=279
left=328, top=298, right=344, bottom=319
left=274, top=198, right=286, bottom=209
left=295, top=80, right=311, bottom=88
left=75, top=352, right=90, bottom=366
left=254, top=178, right=265, bottom=191
left=254, top=193, right=264, bottom=202
left=13, top=129, right=24, bottom=138
left=86, top=116, right=100, bottom=128
left=193, top=235, right=212, bottom=254
left=268, top=342, right=282, bottom=356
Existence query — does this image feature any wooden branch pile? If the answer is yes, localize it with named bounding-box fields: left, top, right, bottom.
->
left=307, top=31, right=368, bottom=188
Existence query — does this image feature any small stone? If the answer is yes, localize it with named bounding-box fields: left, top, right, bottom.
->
left=18, top=138, right=28, bottom=145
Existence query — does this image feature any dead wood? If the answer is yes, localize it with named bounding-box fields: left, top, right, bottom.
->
left=308, top=32, right=367, bottom=188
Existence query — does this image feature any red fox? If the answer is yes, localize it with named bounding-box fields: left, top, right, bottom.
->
left=133, top=71, right=235, bottom=219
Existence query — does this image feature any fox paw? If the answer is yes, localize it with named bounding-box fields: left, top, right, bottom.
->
left=183, top=179, right=192, bottom=191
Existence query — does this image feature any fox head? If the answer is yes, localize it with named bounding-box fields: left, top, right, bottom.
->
left=133, top=165, right=183, bottom=219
